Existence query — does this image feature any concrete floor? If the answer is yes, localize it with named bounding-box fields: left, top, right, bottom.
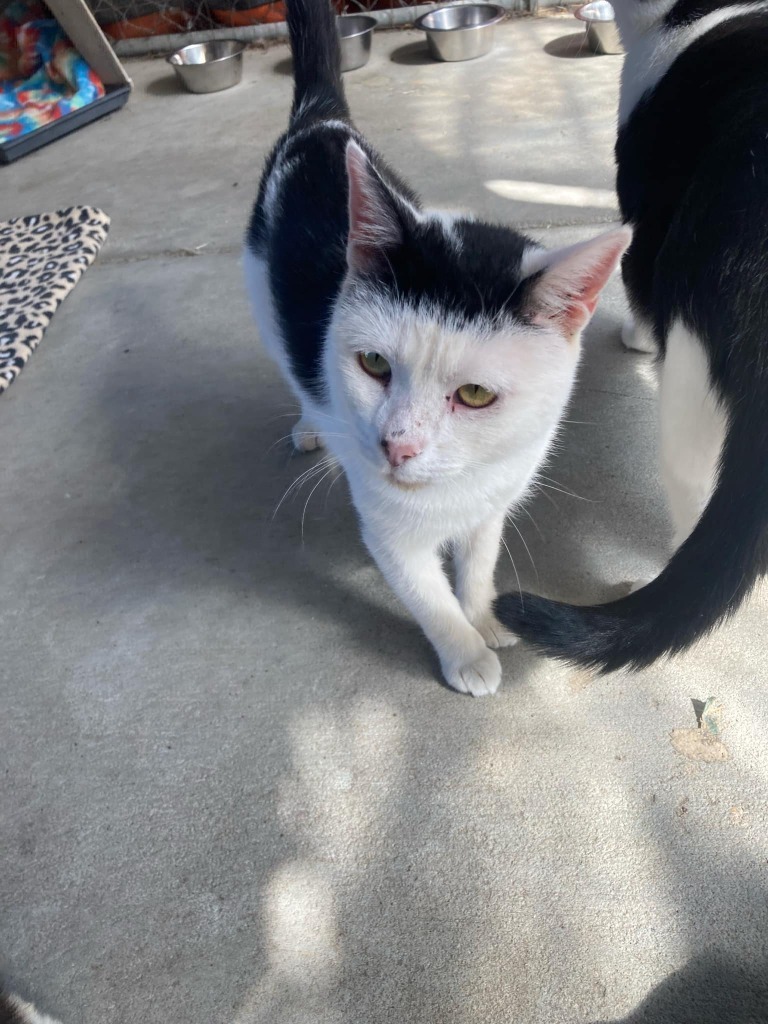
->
left=2, top=16, right=767, bottom=1024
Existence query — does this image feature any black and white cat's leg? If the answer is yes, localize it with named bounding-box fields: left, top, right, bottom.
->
left=291, top=412, right=325, bottom=453
left=621, top=311, right=657, bottom=354
left=454, top=514, right=518, bottom=650
left=362, top=529, right=502, bottom=696
left=243, top=245, right=325, bottom=454
left=658, top=322, right=726, bottom=551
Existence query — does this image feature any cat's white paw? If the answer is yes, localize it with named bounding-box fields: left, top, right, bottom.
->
left=621, top=315, right=656, bottom=354
left=444, top=647, right=502, bottom=697
left=474, top=615, right=519, bottom=650
left=292, top=417, right=324, bottom=453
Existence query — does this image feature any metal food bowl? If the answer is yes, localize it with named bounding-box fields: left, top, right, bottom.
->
left=574, top=2, right=624, bottom=55
left=337, top=14, right=377, bottom=72
left=167, top=40, right=246, bottom=94
left=414, top=3, right=505, bottom=62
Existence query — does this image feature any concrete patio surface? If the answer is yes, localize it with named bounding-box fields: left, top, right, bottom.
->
left=2, top=15, right=767, bottom=1024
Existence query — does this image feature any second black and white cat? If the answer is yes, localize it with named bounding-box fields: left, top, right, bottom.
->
left=497, top=0, right=768, bottom=670
left=244, top=0, right=628, bottom=695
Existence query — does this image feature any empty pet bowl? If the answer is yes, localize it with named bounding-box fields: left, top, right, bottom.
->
left=414, top=3, right=505, bottom=62
left=167, top=40, right=246, bottom=93
left=338, top=14, right=377, bottom=72
left=574, top=2, right=624, bottom=55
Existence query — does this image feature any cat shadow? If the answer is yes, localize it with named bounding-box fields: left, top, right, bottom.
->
left=273, top=55, right=293, bottom=76
left=90, top=322, right=455, bottom=682
left=590, top=950, right=768, bottom=1024
left=492, top=312, right=670, bottom=606
left=388, top=41, right=435, bottom=66
left=544, top=32, right=597, bottom=59
left=94, top=270, right=662, bottom=690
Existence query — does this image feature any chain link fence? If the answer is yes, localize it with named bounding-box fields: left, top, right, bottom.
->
left=85, top=0, right=451, bottom=39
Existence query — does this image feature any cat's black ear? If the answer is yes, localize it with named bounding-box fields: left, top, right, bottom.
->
left=346, top=140, right=404, bottom=275
left=522, top=226, right=632, bottom=340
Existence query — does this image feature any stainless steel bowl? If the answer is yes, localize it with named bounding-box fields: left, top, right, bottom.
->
left=338, top=14, right=377, bottom=72
left=167, top=40, right=246, bottom=94
left=415, top=3, right=505, bottom=62
left=574, top=4, right=624, bottom=54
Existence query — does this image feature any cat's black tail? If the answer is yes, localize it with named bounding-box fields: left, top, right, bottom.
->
left=286, top=0, right=350, bottom=124
left=495, top=398, right=768, bottom=673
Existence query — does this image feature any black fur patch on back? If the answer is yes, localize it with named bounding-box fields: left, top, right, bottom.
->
left=665, top=0, right=766, bottom=28
left=617, top=9, right=768, bottom=359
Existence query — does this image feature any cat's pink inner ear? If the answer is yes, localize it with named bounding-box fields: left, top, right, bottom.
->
left=346, top=140, right=401, bottom=274
left=528, top=226, right=632, bottom=339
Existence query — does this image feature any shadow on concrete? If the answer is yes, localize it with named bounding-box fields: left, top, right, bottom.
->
left=544, top=32, right=597, bottom=59
left=388, top=41, right=434, bottom=65
left=593, top=951, right=768, bottom=1023
left=145, top=73, right=188, bottom=96
left=273, top=55, right=293, bottom=76
left=0, top=31, right=711, bottom=1024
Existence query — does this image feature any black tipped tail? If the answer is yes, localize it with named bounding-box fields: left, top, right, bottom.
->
left=496, top=406, right=768, bottom=673
left=286, top=0, right=349, bottom=124
left=495, top=589, right=654, bottom=674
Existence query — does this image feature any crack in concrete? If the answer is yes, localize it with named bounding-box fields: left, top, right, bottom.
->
left=99, top=244, right=241, bottom=266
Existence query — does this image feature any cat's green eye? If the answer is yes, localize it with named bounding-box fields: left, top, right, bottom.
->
left=358, top=351, right=391, bottom=381
left=455, top=384, right=496, bottom=409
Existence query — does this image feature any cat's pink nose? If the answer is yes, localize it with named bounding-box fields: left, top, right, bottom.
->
left=381, top=438, right=422, bottom=468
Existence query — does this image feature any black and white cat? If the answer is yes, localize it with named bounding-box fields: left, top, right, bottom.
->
left=0, top=990, right=60, bottom=1024
left=245, top=0, right=629, bottom=694
left=497, top=0, right=768, bottom=671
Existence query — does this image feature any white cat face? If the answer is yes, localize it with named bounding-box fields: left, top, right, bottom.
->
left=326, top=294, right=581, bottom=489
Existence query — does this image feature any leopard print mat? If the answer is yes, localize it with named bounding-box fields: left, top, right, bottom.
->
left=0, top=206, right=110, bottom=395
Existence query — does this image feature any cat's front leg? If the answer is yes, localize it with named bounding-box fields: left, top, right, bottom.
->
left=363, top=529, right=501, bottom=696
left=454, top=514, right=518, bottom=650
left=291, top=414, right=325, bottom=453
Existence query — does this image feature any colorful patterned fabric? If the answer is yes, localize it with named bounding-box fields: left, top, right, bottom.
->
left=0, top=1, right=105, bottom=144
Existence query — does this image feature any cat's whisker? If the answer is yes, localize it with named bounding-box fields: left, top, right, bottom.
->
left=520, top=504, right=544, bottom=542
left=267, top=432, right=300, bottom=453
left=266, top=408, right=311, bottom=424
left=301, top=464, right=338, bottom=541
left=507, top=517, right=539, bottom=585
left=266, top=431, right=350, bottom=455
left=534, top=484, right=561, bottom=512
left=272, top=456, right=336, bottom=520
left=538, top=475, right=594, bottom=502
left=537, top=482, right=594, bottom=503
left=323, top=468, right=346, bottom=510
left=266, top=409, right=352, bottom=429
left=500, top=534, right=524, bottom=611
left=308, top=409, right=353, bottom=427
